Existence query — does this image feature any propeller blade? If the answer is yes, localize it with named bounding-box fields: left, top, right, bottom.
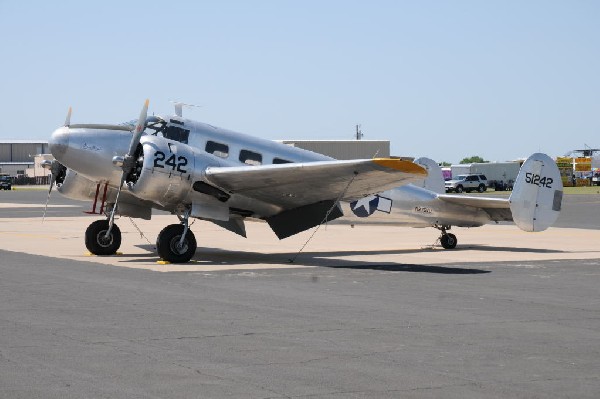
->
left=105, top=99, right=149, bottom=239
left=42, top=175, right=56, bottom=222
left=42, top=160, right=64, bottom=222
left=64, top=107, right=72, bottom=127
left=128, top=99, right=149, bottom=156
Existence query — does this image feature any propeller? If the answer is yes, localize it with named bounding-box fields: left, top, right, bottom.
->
left=105, top=99, right=149, bottom=237
left=42, top=160, right=66, bottom=221
left=64, top=106, right=72, bottom=127
left=42, top=105, right=72, bottom=222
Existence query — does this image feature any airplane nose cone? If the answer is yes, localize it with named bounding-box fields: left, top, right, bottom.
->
left=49, top=127, right=70, bottom=159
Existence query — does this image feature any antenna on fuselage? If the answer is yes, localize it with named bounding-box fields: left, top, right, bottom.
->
left=170, top=101, right=201, bottom=117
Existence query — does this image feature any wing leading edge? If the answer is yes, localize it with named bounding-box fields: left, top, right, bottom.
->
left=205, top=158, right=427, bottom=210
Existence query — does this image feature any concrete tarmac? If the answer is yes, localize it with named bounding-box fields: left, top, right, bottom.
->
left=1, top=190, right=599, bottom=397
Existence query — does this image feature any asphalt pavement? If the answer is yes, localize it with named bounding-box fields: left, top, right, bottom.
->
left=0, top=189, right=599, bottom=398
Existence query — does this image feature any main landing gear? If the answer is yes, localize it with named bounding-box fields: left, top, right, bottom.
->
left=156, top=210, right=197, bottom=263
left=436, top=225, right=457, bottom=249
left=85, top=219, right=122, bottom=255
left=84, top=208, right=197, bottom=263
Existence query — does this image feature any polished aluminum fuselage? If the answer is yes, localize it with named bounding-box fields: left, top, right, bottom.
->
left=49, top=115, right=489, bottom=228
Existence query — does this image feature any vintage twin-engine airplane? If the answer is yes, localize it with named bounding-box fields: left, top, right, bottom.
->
left=45, top=100, right=563, bottom=263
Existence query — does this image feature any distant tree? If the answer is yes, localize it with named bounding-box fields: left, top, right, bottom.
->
left=440, top=161, right=451, bottom=167
left=460, top=156, right=488, bottom=164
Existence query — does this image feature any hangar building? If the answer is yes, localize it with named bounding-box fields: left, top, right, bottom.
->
left=0, top=140, right=49, bottom=176
left=280, top=140, right=390, bottom=160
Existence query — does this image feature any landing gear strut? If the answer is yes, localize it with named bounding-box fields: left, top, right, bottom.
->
left=436, top=225, right=457, bottom=249
left=156, top=209, right=197, bottom=263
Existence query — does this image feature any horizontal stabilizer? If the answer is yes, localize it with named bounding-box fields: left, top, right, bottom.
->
left=437, top=194, right=510, bottom=209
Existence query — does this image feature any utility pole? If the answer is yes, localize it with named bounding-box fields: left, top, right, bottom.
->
left=355, top=124, right=363, bottom=140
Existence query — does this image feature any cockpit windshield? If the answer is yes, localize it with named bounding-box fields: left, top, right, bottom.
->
left=121, top=116, right=190, bottom=144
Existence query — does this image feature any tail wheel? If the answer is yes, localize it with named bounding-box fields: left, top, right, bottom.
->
left=85, top=220, right=121, bottom=255
left=156, top=224, right=197, bottom=263
left=440, top=233, right=457, bottom=249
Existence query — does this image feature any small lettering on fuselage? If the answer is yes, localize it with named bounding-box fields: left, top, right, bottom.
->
left=82, top=143, right=102, bottom=152
left=414, top=206, right=433, bottom=214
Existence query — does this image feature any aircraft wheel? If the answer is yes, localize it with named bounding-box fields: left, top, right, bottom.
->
left=85, top=220, right=121, bottom=255
left=456, top=185, right=463, bottom=193
left=156, top=224, right=197, bottom=263
left=440, top=233, right=457, bottom=249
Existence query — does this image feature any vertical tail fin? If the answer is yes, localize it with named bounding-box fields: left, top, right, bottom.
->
left=509, top=153, right=563, bottom=232
left=413, top=157, right=445, bottom=194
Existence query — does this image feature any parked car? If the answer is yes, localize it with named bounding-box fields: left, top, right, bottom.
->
left=0, top=176, right=12, bottom=190
left=445, top=174, right=488, bottom=193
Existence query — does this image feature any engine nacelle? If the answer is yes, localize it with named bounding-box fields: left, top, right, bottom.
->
left=127, top=135, right=221, bottom=208
left=58, top=168, right=109, bottom=201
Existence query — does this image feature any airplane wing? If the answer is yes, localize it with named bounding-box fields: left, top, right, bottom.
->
left=205, top=158, right=427, bottom=238
left=437, top=194, right=513, bottom=222
left=205, top=158, right=427, bottom=209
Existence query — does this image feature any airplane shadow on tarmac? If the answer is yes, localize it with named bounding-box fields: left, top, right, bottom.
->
left=119, top=243, right=582, bottom=274
left=127, top=244, right=493, bottom=274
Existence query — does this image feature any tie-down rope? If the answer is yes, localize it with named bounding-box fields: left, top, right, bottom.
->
left=289, top=172, right=358, bottom=263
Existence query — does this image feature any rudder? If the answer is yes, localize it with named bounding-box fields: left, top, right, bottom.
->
left=509, top=153, right=563, bottom=232
left=413, top=157, right=445, bottom=194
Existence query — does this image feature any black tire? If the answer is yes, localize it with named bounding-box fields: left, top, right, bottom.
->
left=456, top=185, right=463, bottom=193
left=156, top=224, right=197, bottom=263
left=85, top=220, right=121, bottom=255
left=440, top=233, right=457, bottom=249
left=478, top=184, right=485, bottom=193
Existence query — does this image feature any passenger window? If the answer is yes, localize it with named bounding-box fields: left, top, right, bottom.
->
left=239, top=149, right=262, bottom=166
left=206, top=141, right=229, bottom=158
left=273, top=158, right=293, bottom=164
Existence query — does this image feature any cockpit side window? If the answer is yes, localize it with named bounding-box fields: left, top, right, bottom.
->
left=145, top=117, right=166, bottom=136
left=239, top=150, right=262, bottom=166
left=163, top=125, right=190, bottom=144
left=206, top=141, right=229, bottom=158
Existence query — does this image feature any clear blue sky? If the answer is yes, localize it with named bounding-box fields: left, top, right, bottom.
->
left=1, top=0, right=598, bottom=163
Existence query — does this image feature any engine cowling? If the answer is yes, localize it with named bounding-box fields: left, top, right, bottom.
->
left=127, top=136, right=221, bottom=208
left=127, top=136, right=194, bottom=207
